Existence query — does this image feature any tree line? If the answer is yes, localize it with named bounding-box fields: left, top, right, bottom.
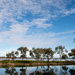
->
left=6, top=45, right=75, bottom=61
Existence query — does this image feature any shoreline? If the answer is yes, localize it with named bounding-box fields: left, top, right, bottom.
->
left=0, top=60, right=75, bottom=67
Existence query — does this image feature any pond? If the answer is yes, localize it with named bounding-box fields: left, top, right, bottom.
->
left=0, top=65, right=75, bottom=75
left=0, top=58, right=75, bottom=61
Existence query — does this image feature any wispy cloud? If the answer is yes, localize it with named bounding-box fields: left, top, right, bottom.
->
left=0, top=28, right=74, bottom=47
left=0, top=0, right=75, bottom=49
left=0, top=0, right=75, bottom=27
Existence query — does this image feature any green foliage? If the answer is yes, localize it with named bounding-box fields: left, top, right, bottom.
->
left=55, top=45, right=68, bottom=59
left=29, top=48, right=42, bottom=61
left=6, top=53, right=11, bottom=58
left=62, top=54, right=68, bottom=59
left=29, top=47, right=54, bottom=62
left=44, top=48, right=54, bottom=62
left=29, top=50, right=34, bottom=58
left=6, top=51, right=19, bottom=60
left=68, top=49, right=75, bottom=57
left=18, top=47, right=29, bottom=59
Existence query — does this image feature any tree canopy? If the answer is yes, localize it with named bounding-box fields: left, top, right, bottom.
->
left=55, top=45, right=68, bottom=59
left=17, top=47, right=29, bottom=59
left=68, top=49, right=75, bottom=58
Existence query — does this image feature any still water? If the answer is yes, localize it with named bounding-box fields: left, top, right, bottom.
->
left=0, top=65, right=75, bottom=75
left=0, top=58, right=75, bottom=61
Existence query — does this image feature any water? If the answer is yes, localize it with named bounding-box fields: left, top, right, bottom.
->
left=0, top=58, right=75, bottom=61
left=0, top=65, right=75, bottom=75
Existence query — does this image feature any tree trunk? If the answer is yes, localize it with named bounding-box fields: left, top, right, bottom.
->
left=47, top=58, right=49, bottom=62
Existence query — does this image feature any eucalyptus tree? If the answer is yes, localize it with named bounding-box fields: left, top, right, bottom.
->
left=68, top=49, right=75, bottom=58
left=40, top=48, right=45, bottom=61
left=6, top=53, right=11, bottom=60
left=44, top=48, right=54, bottom=62
left=17, top=47, right=29, bottom=60
left=11, top=51, right=16, bottom=60
left=62, top=54, right=68, bottom=59
left=29, top=47, right=42, bottom=61
left=15, top=51, right=19, bottom=56
left=11, top=51, right=19, bottom=60
left=6, top=51, right=19, bottom=60
left=68, top=49, right=75, bottom=67
left=55, top=45, right=68, bottom=60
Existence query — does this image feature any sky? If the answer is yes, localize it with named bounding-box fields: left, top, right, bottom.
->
left=0, top=0, right=75, bottom=57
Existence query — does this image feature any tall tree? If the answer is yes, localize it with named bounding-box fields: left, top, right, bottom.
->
left=18, top=47, right=29, bottom=60
left=68, top=49, right=75, bottom=58
left=6, top=51, right=19, bottom=60
left=55, top=45, right=68, bottom=60
left=7, top=51, right=19, bottom=60
left=6, top=53, right=11, bottom=60
left=44, top=48, right=54, bottom=62
left=29, top=48, right=42, bottom=61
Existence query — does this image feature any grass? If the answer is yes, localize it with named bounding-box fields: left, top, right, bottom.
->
left=0, top=60, right=75, bottom=64
left=0, top=60, right=48, bottom=63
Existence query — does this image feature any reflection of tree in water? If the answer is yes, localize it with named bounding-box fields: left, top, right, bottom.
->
left=61, top=66, right=68, bottom=75
left=4, top=66, right=75, bottom=75
left=69, top=69, right=75, bottom=75
left=43, top=69, right=56, bottom=75
left=5, top=67, right=18, bottom=75
left=29, top=65, right=56, bottom=75
left=30, top=71, right=42, bottom=75
left=5, top=67, right=26, bottom=75
left=20, top=67, right=26, bottom=75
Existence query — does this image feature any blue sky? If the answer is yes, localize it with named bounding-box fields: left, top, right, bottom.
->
left=0, top=0, right=75, bottom=57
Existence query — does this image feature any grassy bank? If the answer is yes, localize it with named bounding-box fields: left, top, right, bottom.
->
left=0, top=60, right=75, bottom=63
left=0, top=60, right=75, bottom=66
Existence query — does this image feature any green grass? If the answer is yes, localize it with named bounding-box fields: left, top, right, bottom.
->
left=0, top=60, right=74, bottom=64
left=0, top=60, right=44, bottom=63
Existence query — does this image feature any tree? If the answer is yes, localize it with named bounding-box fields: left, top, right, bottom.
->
left=55, top=45, right=68, bottom=60
left=44, top=48, right=54, bottom=62
left=15, top=51, right=19, bottom=56
left=11, top=51, right=16, bottom=60
left=62, top=54, right=68, bottom=59
left=6, top=51, right=19, bottom=60
left=18, top=47, right=29, bottom=60
left=6, top=53, right=11, bottom=60
left=68, top=49, right=75, bottom=58
left=11, top=51, right=19, bottom=60
left=29, top=48, right=42, bottom=61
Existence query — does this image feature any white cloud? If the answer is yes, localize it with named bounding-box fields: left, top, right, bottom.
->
left=64, top=8, right=75, bottom=15
left=0, top=0, right=75, bottom=28
left=0, top=0, right=75, bottom=49
left=10, top=24, right=28, bottom=34
left=0, top=28, right=74, bottom=47
left=0, top=0, right=75, bottom=57
left=31, top=18, right=52, bottom=28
